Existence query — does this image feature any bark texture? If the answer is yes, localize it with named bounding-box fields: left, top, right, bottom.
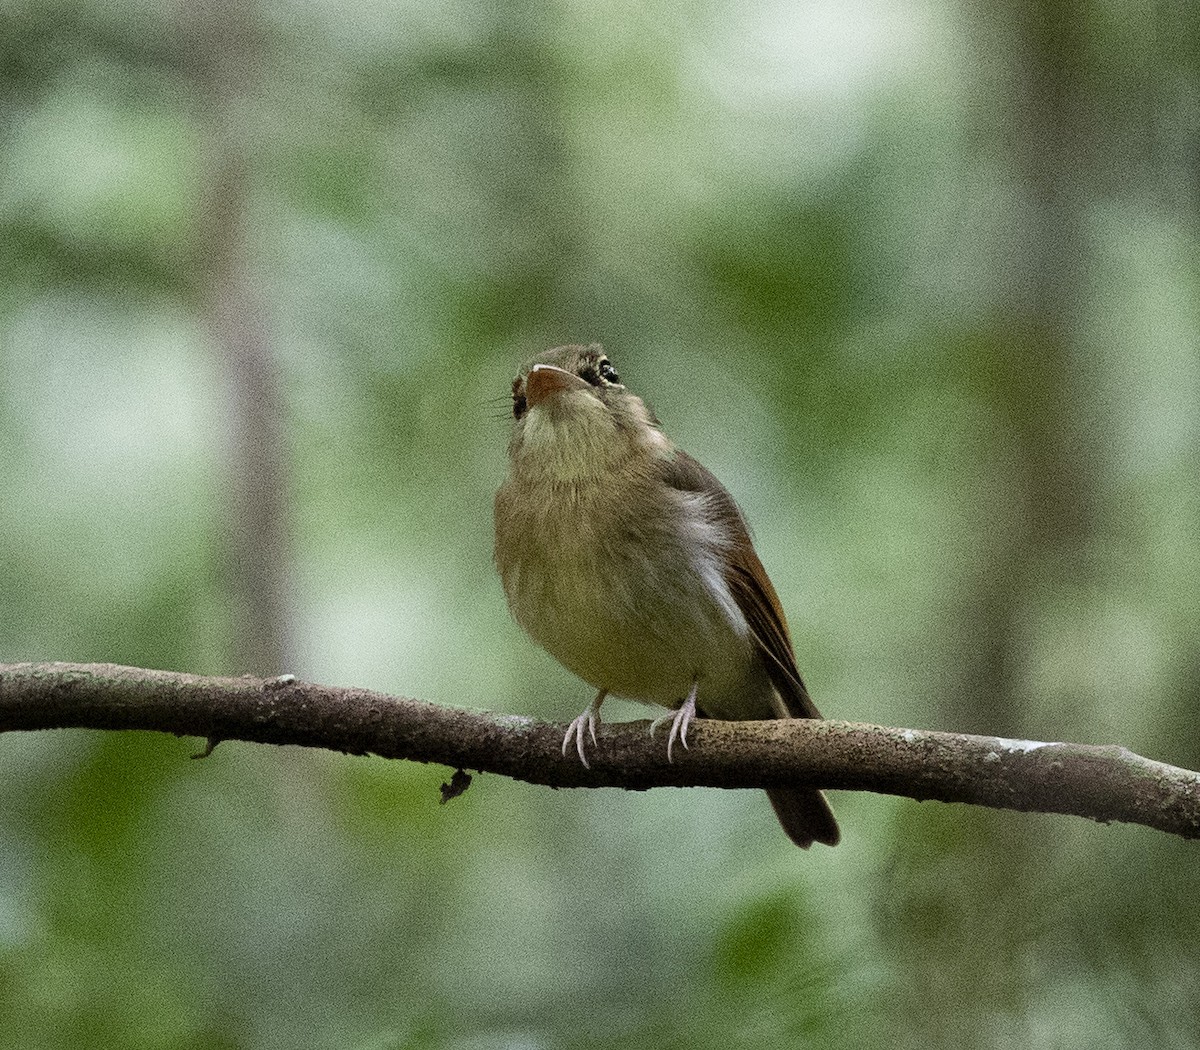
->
left=1, top=662, right=1197, bottom=840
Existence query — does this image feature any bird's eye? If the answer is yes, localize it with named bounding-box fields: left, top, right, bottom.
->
left=598, top=359, right=620, bottom=384
left=512, top=378, right=527, bottom=419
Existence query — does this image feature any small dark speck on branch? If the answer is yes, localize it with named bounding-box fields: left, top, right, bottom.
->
left=440, top=768, right=474, bottom=803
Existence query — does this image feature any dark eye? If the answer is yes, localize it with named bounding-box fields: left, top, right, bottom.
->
left=512, top=378, right=527, bottom=419
left=598, top=359, right=620, bottom=384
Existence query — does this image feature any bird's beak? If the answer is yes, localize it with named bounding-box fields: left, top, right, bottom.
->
left=525, top=364, right=590, bottom=408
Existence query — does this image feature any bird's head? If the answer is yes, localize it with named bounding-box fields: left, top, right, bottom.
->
left=506, top=344, right=667, bottom=483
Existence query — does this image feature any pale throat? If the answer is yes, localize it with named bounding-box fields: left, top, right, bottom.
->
left=512, top=395, right=670, bottom=485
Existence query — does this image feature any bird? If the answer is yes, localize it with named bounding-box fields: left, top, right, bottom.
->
left=493, top=344, right=839, bottom=848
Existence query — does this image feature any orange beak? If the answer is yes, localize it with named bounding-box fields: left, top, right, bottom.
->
left=524, top=364, right=590, bottom=408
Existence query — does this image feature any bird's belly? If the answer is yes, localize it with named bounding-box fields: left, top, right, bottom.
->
left=501, top=527, right=756, bottom=710
left=531, top=593, right=737, bottom=706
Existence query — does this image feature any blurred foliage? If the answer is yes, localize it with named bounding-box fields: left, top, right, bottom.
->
left=2, top=0, right=1199, bottom=1046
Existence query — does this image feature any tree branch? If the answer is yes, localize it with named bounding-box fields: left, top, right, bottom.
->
left=2, top=662, right=1197, bottom=840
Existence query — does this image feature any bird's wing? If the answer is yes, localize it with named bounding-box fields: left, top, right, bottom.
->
left=661, top=449, right=822, bottom=720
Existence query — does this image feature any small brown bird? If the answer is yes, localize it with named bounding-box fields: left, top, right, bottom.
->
left=493, top=345, right=838, bottom=848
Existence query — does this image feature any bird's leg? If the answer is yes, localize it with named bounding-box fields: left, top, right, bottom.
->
left=562, top=688, right=607, bottom=769
left=648, top=679, right=700, bottom=763
left=667, top=679, right=699, bottom=762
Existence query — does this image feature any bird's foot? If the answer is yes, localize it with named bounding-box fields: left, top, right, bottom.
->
left=648, top=680, right=699, bottom=763
left=563, top=688, right=607, bottom=769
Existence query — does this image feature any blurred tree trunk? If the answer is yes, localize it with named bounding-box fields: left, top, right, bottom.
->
left=885, top=2, right=1103, bottom=1044
left=948, top=0, right=1097, bottom=739
left=186, top=0, right=291, bottom=676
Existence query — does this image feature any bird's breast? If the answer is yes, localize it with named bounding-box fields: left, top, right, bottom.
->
left=494, top=474, right=760, bottom=709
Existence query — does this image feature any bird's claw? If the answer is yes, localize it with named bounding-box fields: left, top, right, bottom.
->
left=666, top=703, right=692, bottom=763
left=562, top=688, right=607, bottom=769
left=650, top=681, right=699, bottom=764
left=562, top=710, right=598, bottom=769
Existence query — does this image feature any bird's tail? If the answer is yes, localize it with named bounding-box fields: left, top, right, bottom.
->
left=766, top=787, right=841, bottom=849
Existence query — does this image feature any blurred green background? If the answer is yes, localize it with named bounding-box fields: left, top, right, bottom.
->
left=2, top=0, right=1198, bottom=1046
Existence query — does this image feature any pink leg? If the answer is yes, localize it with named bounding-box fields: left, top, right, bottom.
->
left=562, top=688, right=607, bottom=769
left=664, top=679, right=699, bottom=763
